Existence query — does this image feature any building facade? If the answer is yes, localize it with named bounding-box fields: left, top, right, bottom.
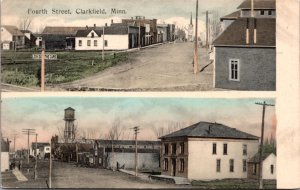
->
left=160, top=121, right=259, bottom=180
left=1, top=25, right=25, bottom=50
left=248, top=152, right=276, bottom=180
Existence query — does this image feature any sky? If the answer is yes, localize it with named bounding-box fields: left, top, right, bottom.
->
left=1, top=0, right=244, bottom=37
left=1, top=96, right=276, bottom=150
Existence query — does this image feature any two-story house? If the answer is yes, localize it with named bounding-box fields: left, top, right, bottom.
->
left=213, top=0, right=276, bottom=91
left=159, top=121, right=259, bottom=180
left=1, top=25, right=25, bottom=50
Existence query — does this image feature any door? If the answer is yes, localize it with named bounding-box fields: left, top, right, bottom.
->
left=172, top=158, right=176, bottom=176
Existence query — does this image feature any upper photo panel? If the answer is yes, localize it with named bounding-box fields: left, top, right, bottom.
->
left=1, top=0, right=276, bottom=92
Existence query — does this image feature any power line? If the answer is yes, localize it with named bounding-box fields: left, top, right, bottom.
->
left=255, top=101, right=275, bottom=189
left=132, top=126, right=140, bottom=177
left=22, top=128, right=36, bottom=164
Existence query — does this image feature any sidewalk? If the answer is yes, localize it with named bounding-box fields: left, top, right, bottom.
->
left=118, top=169, right=150, bottom=181
left=12, top=169, right=28, bottom=182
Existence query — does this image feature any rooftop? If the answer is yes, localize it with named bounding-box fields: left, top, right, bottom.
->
left=237, top=0, right=276, bottom=10
left=160, top=121, right=259, bottom=140
left=220, top=11, right=241, bottom=21
left=2, top=25, right=24, bottom=36
left=249, top=152, right=275, bottom=163
left=213, top=17, right=275, bottom=47
left=95, top=139, right=161, bottom=146
left=42, top=26, right=85, bottom=35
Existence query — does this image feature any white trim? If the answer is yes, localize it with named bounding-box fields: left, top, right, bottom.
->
left=229, top=59, right=240, bottom=81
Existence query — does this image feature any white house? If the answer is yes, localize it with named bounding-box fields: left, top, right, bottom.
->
left=248, top=152, right=276, bottom=180
left=159, top=121, right=259, bottom=180
left=30, top=142, right=50, bottom=159
left=1, top=25, right=25, bottom=50
left=75, top=24, right=139, bottom=51
left=1, top=138, right=10, bottom=172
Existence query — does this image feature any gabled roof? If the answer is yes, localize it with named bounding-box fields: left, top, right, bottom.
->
left=31, top=142, right=50, bottom=149
left=237, top=0, right=276, bottom=10
left=42, top=26, right=84, bottom=35
left=65, top=107, right=75, bottom=111
left=213, top=17, right=275, bottom=47
left=160, top=121, right=259, bottom=140
left=76, top=29, right=103, bottom=37
left=220, top=11, right=241, bottom=21
left=248, top=152, right=276, bottom=163
left=2, top=25, right=24, bottom=36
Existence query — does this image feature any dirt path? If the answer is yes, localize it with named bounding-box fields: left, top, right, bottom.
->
left=60, top=42, right=214, bottom=91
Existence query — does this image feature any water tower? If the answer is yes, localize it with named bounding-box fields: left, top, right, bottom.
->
left=63, top=107, right=76, bottom=143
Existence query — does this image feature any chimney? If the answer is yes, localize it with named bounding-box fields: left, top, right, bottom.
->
left=246, top=18, right=249, bottom=44
left=208, top=125, right=212, bottom=134
left=251, top=0, right=254, bottom=17
left=111, top=19, right=113, bottom=24
left=254, top=18, right=257, bottom=44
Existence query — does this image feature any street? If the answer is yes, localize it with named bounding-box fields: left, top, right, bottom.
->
left=1, top=160, right=180, bottom=188
left=61, top=42, right=214, bottom=91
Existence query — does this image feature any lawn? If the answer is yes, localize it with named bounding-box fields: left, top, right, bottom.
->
left=1, top=50, right=128, bottom=87
left=191, top=178, right=276, bottom=189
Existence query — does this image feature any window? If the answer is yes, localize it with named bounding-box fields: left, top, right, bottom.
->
left=268, top=10, right=272, bottom=15
left=164, top=144, right=169, bottom=155
left=79, top=40, right=82, bottom=47
left=229, top=59, right=239, bottom=81
left=243, top=144, right=247, bottom=155
left=179, top=159, right=184, bottom=172
left=94, top=40, right=97, bottom=47
left=46, top=148, right=50, bottom=151
left=87, top=40, right=91, bottom=46
left=223, top=143, right=228, bottom=155
left=270, top=165, right=274, bottom=174
left=216, top=159, right=221, bottom=172
left=243, top=159, right=247, bottom=172
left=144, top=146, right=147, bottom=149
left=260, top=10, right=265, bottom=15
left=164, top=158, right=168, bottom=171
left=172, top=143, right=176, bottom=155
left=180, top=142, right=184, bottom=154
left=253, top=163, right=257, bottom=174
left=91, top=32, right=94, bottom=38
left=229, top=159, right=234, bottom=172
left=104, top=40, right=108, bottom=47
left=213, top=143, right=217, bottom=154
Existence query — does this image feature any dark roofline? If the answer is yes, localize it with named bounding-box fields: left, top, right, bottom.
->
left=214, top=45, right=276, bottom=48
left=161, top=136, right=259, bottom=141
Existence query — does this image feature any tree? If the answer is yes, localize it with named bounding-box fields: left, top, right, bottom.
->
left=152, top=121, right=187, bottom=138
left=18, top=16, right=33, bottom=31
left=105, top=118, right=124, bottom=170
left=209, top=11, right=223, bottom=43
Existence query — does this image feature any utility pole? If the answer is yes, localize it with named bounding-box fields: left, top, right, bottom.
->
left=251, top=0, right=254, bottom=17
left=34, top=133, right=38, bottom=180
left=255, top=101, right=275, bottom=189
left=206, top=10, right=208, bottom=48
left=133, top=126, right=140, bottom=177
left=102, top=26, right=105, bottom=61
left=22, top=129, right=36, bottom=164
left=49, top=140, right=52, bottom=188
left=193, top=0, right=198, bottom=74
left=41, top=41, right=45, bottom=92
left=139, top=23, right=141, bottom=49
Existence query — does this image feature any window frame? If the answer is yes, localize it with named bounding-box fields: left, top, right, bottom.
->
left=179, top=158, right=184, bottom=172
left=180, top=142, right=184, bottom=155
left=243, top=159, right=247, bottom=172
left=260, top=10, right=265, bottom=15
left=243, top=144, right=247, bottom=156
left=223, top=143, right=228, bottom=155
left=164, top=143, right=169, bottom=155
left=87, top=40, right=91, bottom=47
left=171, top=143, right=176, bottom=155
left=229, top=159, right=234, bottom=172
left=268, top=10, right=272, bottom=16
left=216, top=159, right=221, bottom=172
left=94, top=40, right=97, bottom=47
left=213, top=143, right=217, bottom=155
left=79, top=40, right=82, bottom=47
left=164, top=158, right=169, bottom=171
left=229, top=59, right=240, bottom=81
left=270, top=164, right=274, bottom=174
left=104, top=40, right=108, bottom=47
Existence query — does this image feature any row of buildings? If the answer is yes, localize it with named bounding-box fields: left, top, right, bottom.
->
left=38, top=107, right=276, bottom=181
left=1, top=16, right=176, bottom=51
left=45, top=121, right=276, bottom=181
left=212, top=0, right=276, bottom=91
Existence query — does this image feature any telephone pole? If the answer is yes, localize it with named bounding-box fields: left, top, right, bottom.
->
left=102, top=26, right=105, bottom=61
left=41, top=41, right=45, bottom=92
left=255, top=101, right=275, bottom=189
left=193, top=0, right=198, bottom=74
left=34, top=133, right=38, bottom=180
left=133, top=126, right=140, bottom=177
left=22, top=129, right=36, bottom=164
left=49, top=140, right=52, bottom=188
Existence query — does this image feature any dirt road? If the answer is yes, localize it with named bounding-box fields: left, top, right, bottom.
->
left=61, top=42, right=214, bottom=91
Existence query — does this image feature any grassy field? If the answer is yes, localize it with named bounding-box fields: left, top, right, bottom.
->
left=191, top=178, right=276, bottom=189
left=1, top=50, right=128, bottom=87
